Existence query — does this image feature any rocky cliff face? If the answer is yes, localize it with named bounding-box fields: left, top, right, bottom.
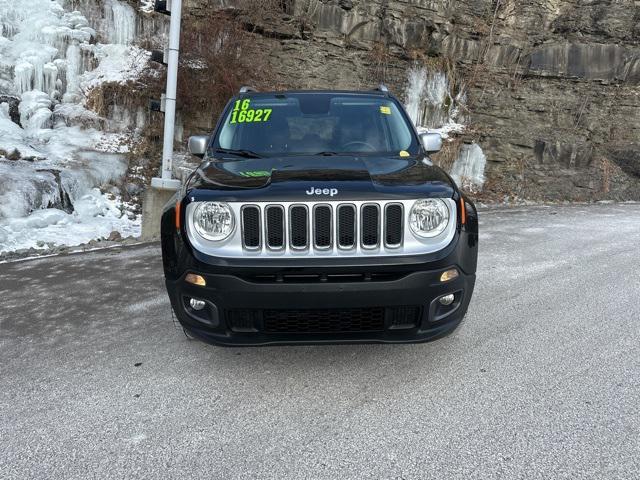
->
left=180, top=0, right=640, bottom=202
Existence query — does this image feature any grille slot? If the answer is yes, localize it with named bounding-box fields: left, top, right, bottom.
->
left=265, top=205, right=285, bottom=249
left=241, top=206, right=261, bottom=249
left=313, top=205, right=332, bottom=249
left=337, top=204, right=356, bottom=248
left=289, top=205, right=309, bottom=249
left=385, top=203, right=403, bottom=247
left=361, top=204, right=380, bottom=248
left=263, top=307, right=385, bottom=333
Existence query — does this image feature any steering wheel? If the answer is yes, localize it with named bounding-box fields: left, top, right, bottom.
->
left=342, top=141, right=377, bottom=152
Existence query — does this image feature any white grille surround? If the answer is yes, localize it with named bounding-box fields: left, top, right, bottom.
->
left=185, top=198, right=458, bottom=258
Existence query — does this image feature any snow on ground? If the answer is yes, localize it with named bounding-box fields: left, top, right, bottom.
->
left=0, top=189, right=139, bottom=253
left=0, top=0, right=146, bottom=255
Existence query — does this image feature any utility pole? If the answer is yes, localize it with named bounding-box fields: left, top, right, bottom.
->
left=141, top=0, right=183, bottom=240
left=150, top=0, right=182, bottom=190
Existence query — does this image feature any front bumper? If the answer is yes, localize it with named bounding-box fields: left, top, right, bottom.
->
left=167, top=266, right=475, bottom=346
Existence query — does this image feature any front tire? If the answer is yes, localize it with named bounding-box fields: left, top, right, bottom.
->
left=182, top=327, right=196, bottom=341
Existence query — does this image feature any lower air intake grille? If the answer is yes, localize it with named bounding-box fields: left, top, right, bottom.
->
left=386, top=306, right=420, bottom=329
left=263, top=307, right=385, bottom=333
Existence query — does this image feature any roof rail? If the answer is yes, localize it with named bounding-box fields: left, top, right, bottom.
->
left=375, top=83, right=389, bottom=93
left=239, top=86, right=258, bottom=93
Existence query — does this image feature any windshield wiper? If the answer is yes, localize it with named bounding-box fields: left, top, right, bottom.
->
left=214, top=148, right=262, bottom=159
left=314, top=151, right=341, bottom=156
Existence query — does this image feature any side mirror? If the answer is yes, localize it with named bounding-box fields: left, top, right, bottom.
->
left=419, top=132, right=443, bottom=154
left=188, top=135, right=209, bottom=158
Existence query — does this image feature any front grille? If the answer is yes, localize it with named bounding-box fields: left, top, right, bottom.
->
left=226, top=306, right=421, bottom=333
left=238, top=201, right=411, bottom=254
left=188, top=199, right=456, bottom=258
left=264, top=307, right=385, bottom=333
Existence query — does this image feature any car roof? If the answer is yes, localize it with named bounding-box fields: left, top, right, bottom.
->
left=237, top=89, right=391, bottom=97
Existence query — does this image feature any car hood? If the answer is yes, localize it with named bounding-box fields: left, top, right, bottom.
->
left=188, top=154, right=456, bottom=201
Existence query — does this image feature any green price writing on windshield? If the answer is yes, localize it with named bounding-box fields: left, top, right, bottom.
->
left=229, top=99, right=272, bottom=124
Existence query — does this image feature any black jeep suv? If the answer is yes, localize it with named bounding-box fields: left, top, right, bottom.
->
left=160, top=87, right=478, bottom=346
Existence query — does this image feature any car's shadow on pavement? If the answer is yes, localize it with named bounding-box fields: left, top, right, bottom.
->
left=176, top=326, right=467, bottom=390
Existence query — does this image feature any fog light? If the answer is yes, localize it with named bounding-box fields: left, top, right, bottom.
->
left=185, top=273, right=206, bottom=286
left=440, top=268, right=459, bottom=283
left=439, top=294, right=455, bottom=306
left=189, top=298, right=206, bottom=310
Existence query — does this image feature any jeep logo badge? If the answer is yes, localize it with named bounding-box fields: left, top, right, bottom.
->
left=306, top=187, right=338, bottom=197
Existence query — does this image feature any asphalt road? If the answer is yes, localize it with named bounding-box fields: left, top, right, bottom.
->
left=2, top=203, right=640, bottom=479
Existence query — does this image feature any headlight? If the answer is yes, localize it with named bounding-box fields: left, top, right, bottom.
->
left=193, top=202, right=235, bottom=241
left=409, top=199, right=449, bottom=238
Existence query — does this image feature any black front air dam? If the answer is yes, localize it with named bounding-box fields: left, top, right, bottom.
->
left=168, top=270, right=474, bottom=346
left=166, top=259, right=475, bottom=346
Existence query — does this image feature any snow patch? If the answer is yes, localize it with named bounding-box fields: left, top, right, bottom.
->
left=139, top=1, right=156, bottom=14
left=80, top=44, right=150, bottom=92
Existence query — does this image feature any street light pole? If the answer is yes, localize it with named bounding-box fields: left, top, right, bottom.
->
left=151, top=0, right=182, bottom=191
left=141, top=0, right=183, bottom=240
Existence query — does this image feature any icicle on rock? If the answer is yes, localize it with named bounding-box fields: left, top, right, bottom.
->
left=19, top=90, right=52, bottom=135
left=63, top=43, right=81, bottom=102
left=14, top=61, right=33, bottom=94
left=404, top=65, right=466, bottom=131
left=104, top=0, right=137, bottom=46
left=405, top=67, right=427, bottom=126
left=450, top=144, right=487, bottom=193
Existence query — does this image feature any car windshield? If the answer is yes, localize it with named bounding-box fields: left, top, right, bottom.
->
left=212, top=93, right=419, bottom=157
